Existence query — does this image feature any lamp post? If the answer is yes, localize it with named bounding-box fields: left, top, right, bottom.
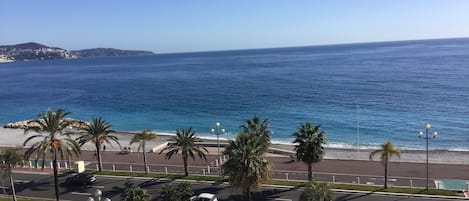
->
left=418, top=122, right=438, bottom=190
left=87, top=189, right=111, bottom=201
left=211, top=122, right=225, bottom=168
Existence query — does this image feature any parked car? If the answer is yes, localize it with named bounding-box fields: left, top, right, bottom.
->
left=65, top=173, right=96, bottom=185
left=190, top=193, right=218, bottom=201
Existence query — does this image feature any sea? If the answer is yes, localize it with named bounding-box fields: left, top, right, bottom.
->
left=1, top=38, right=468, bottom=151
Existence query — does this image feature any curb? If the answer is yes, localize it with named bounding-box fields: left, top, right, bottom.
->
left=332, top=188, right=466, bottom=200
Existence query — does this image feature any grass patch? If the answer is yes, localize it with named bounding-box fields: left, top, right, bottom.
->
left=84, top=169, right=462, bottom=197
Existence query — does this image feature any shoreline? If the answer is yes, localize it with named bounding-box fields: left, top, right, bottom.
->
left=2, top=127, right=469, bottom=165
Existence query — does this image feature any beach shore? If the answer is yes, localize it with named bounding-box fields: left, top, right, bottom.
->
left=1, top=127, right=468, bottom=165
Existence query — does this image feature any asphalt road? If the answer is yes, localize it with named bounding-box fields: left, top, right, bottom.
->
left=1, top=173, right=461, bottom=201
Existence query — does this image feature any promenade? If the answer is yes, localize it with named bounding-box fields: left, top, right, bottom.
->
left=2, top=127, right=469, bottom=189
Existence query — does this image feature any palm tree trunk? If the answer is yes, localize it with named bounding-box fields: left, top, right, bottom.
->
left=243, top=188, right=251, bottom=201
left=96, top=143, right=102, bottom=172
left=307, top=163, right=313, bottom=181
left=183, top=156, right=188, bottom=176
left=8, top=166, right=17, bottom=201
left=1, top=171, right=6, bottom=195
left=143, top=144, right=148, bottom=175
left=53, top=151, right=60, bottom=201
left=384, top=159, right=388, bottom=189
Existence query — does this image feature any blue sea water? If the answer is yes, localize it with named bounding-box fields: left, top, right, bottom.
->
left=1, top=38, right=469, bottom=150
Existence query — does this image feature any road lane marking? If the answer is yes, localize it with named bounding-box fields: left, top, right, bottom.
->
left=71, top=192, right=92, bottom=196
left=274, top=199, right=292, bottom=201
left=88, top=185, right=105, bottom=188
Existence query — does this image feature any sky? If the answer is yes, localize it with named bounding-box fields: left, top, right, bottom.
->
left=1, top=0, right=469, bottom=53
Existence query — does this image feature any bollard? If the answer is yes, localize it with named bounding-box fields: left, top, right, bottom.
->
left=64, top=162, right=68, bottom=169
left=29, top=161, right=32, bottom=168
left=332, top=176, right=336, bottom=183
left=410, top=180, right=413, bottom=189
left=437, top=182, right=439, bottom=189
left=357, top=177, right=360, bottom=184
left=147, top=166, right=150, bottom=173
left=112, top=164, right=115, bottom=172
left=215, top=159, right=219, bottom=167
left=207, top=166, right=211, bottom=174
left=57, top=162, right=61, bottom=169
left=50, top=161, right=53, bottom=168
left=165, top=167, right=168, bottom=174
left=203, top=169, right=206, bottom=176
left=285, top=173, right=289, bottom=181
left=130, top=165, right=132, bottom=172
left=96, top=164, right=99, bottom=171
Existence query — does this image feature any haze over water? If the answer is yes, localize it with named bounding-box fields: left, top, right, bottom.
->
left=1, top=38, right=468, bottom=150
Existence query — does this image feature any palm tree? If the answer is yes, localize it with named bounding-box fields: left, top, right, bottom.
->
left=369, top=140, right=401, bottom=189
left=222, top=132, right=272, bottom=201
left=160, top=184, right=178, bottom=201
left=76, top=116, right=119, bottom=172
left=130, top=129, right=158, bottom=175
left=241, top=115, right=271, bottom=150
left=159, top=182, right=193, bottom=201
left=23, top=108, right=81, bottom=201
left=159, top=128, right=208, bottom=176
left=292, top=122, right=327, bottom=181
left=124, top=186, right=150, bottom=201
left=299, top=181, right=334, bottom=201
left=0, top=148, right=24, bottom=201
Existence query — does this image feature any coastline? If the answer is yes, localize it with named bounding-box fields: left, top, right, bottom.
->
left=2, top=127, right=469, bottom=165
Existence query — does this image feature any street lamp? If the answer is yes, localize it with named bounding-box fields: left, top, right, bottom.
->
left=418, top=122, right=438, bottom=190
left=211, top=122, right=225, bottom=167
left=86, top=189, right=111, bottom=201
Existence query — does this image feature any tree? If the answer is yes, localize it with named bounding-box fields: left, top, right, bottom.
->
left=223, top=132, right=272, bottom=201
left=240, top=115, right=271, bottom=151
left=369, top=140, right=401, bottom=189
left=160, top=184, right=178, bottom=201
left=23, top=108, right=81, bottom=201
left=130, top=129, right=158, bottom=175
left=159, top=182, right=193, bottom=201
left=0, top=149, right=24, bottom=201
left=76, top=116, right=119, bottom=172
left=299, top=181, right=334, bottom=201
left=159, top=128, right=208, bottom=176
left=124, top=186, right=150, bottom=201
left=176, top=182, right=194, bottom=201
left=292, top=122, right=327, bottom=181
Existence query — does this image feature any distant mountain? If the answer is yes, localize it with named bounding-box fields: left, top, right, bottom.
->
left=0, top=42, right=154, bottom=63
left=71, top=48, right=154, bottom=58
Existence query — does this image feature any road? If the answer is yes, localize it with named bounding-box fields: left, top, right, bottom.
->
left=1, top=173, right=460, bottom=201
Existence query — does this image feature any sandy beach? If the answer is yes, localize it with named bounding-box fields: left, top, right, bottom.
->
left=2, top=127, right=469, bottom=165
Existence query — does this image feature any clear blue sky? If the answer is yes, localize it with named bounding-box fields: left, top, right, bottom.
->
left=1, top=0, right=468, bottom=53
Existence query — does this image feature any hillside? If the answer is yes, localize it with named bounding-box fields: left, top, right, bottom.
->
left=0, top=42, right=154, bottom=62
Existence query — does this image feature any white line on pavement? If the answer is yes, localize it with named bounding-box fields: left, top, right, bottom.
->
left=274, top=198, right=292, bottom=201
left=71, top=192, right=92, bottom=196
left=88, top=185, right=105, bottom=188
